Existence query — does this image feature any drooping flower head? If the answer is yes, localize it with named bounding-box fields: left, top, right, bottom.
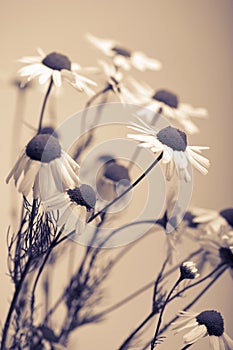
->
left=130, top=80, right=208, bottom=134
left=6, top=133, right=79, bottom=199
left=127, top=119, right=210, bottom=181
left=180, top=261, right=200, bottom=280
left=44, top=184, right=100, bottom=235
left=96, top=159, right=131, bottom=203
left=173, top=309, right=233, bottom=349
left=86, top=33, right=162, bottom=71
left=98, top=60, right=140, bottom=104
left=18, top=48, right=96, bottom=95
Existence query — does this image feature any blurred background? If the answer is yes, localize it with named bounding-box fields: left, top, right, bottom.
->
left=1, top=0, right=233, bottom=349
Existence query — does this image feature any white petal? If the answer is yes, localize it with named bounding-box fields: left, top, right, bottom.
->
left=183, top=324, right=207, bottom=344
left=188, top=148, right=210, bottom=167
left=44, top=193, right=68, bottom=210
left=62, top=154, right=79, bottom=186
left=33, top=173, right=40, bottom=199
left=85, top=32, right=115, bottom=56
left=6, top=152, right=26, bottom=184
left=132, top=52, right=162, bottom=71
left=37, top=47, right=46, bottom=57
left=71, top=62, right=81, bottom=71
left=223, top=333, right=233, bottom=349
left=50, top=160, right=64, bottom=192
left=113, top=56, right=131, bottom=70
left=173, top=320, right=198, bottom=333
left=18, top=161, right=40, bottom=196
left=18, top=56, right=42, bottom=63
left=53, top=70, right=62, bottom=87
left=58, top=206, right=73, bottom=228
left=39, top=71, right=52, bottom=85
left=209, top=336, right=221, bottom=350
left=18, top=63, right=45, bottom=77
left=75, top=206, right=87, bottom=235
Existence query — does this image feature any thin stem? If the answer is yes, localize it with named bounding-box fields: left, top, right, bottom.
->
left=158, top=266, right=227, bottom=335
left=38, top=78, right=53, bottom=133
left=88, top=152, right=163, bottom=223
left=181, top=344, right=193, bottom=350
left=151, top=277, right=182, bottom=349
left=118, top=312, right=155, bottom=350
left=152, top=257, right=169, bottom=309
left=1, top=198, right=38, bottom=349
left=95, top=249, right=202, bottom=319
left=0, top=259, right=31, bottom=350
left=169, top=263, right=224, bottom=302
left=30, top=228, right=64, bottom=325
left=74, top=86, right=111, bottom=161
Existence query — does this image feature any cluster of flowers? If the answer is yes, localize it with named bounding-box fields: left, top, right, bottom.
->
left=6, top=33, right=233, bottom=350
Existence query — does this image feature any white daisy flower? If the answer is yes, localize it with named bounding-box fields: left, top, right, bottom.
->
left=98, top=60, right=142, bottom=104
left=96, top=159, right=131, bottom=203
left=191, top=207, right=233, bottom=235
left=6, top=133, right=79, bottom=199
left=173, top=310, right=233, bottom=350
left=180, top=261, right=200, bottom=280
left=86, top=33, right=162, bottom=71
left=44, top=184, right=100, bottom=235
left=18, top=48, right=96, bottom=96
left=134, top=86, right=208, bottom=134
left=127, top=119, right=210, bottom=182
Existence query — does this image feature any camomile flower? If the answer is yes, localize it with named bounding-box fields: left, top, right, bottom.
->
left=173, top=310, right=233, bottom=349
left=6, top=133, right=79, bottom=199
left=127, top=119, right=210, bottom=182
left=199, top=226, right=233, bottom=271
left=44, top=184, right=100, bottom=235
left=190, top=207, right=233, bottom=235
left=180, top=261, right=200, bottom=280
left=96, top=158, right=131, bottom=203
left=18, top=48, right=96, bottom=96
left=132, top=84, right=208, bottom=134
left=97, top=60, right=142, bottom=104
left=86, top=33, right=162, bottom=71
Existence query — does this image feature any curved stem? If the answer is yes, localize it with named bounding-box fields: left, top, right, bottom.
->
left=74, top=86, right=111, bottom=161
left=38, top=78, right=53, bottom=133
left=1, top=199, right=38, bottom=349
left=30, top=228, right=64, bottom=325
left=95, top=249, right=202, bottom=319
left=158, top=266, right=227, bottom=335
left=88, top=152, right=163, bottom=223
left=118, top=312, right=155, bottom=350
left=151, top=278, right=182, bottom=349
left=0, top=259, right=31, bottom=350
left=169, top=263, right=224, bottom=302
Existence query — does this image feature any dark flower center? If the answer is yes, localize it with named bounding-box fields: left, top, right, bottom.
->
left=42, top=52, right=71, bottom=71
left=26, top=134, right=61, bottom=163
left=104, top=163, right=130, bottom=182
left=183, top=211, right=199, bottom=228
left=219, top=247, right=233, bottom=268
left=180, top=263, right=197, bottom=280
left=67, top=184, right=96, bottom=211
left=39, top=127, right=58, bottom=139
left=196, top=310, right=224, bottom=336
left=157, top=126, right=187, bottom=151
left=152, top=90, right=179, bottom=109
left=111, top=46, right=131, bottom=58
left=220, top=208, right=233, bottom=228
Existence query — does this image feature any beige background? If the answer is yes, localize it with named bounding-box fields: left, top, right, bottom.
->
left=1, top=1, right=233, bottom=349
